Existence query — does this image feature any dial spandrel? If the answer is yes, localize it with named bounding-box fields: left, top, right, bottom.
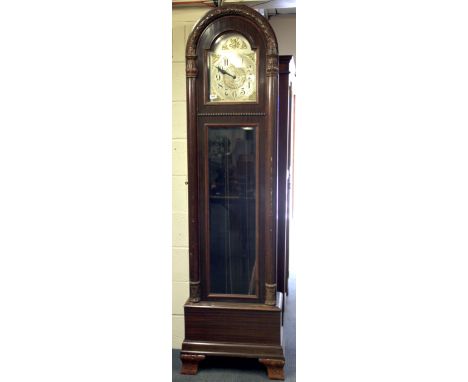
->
left=208, top=34, right=257, bottom=103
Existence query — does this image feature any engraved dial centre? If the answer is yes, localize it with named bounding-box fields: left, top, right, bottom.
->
left=223, top=66, right=246, bottom=89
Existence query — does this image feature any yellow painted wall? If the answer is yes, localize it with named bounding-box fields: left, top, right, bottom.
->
left=172, top=6, right=208, bottom=349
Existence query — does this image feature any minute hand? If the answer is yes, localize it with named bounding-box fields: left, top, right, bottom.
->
left=216, top=66, right=236, bottom=79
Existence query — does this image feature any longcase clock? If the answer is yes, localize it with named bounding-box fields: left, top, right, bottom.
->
left=180, top=5, right=286, bottom=380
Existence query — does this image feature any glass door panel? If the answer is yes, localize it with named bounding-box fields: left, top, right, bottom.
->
left=208, top=126, right=257, bottom=295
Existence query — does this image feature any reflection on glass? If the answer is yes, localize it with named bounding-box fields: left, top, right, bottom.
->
left=208, top=126, right=256, bottom=295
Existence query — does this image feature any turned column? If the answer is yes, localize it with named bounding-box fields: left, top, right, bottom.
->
left=264, top=52, right=279, bottom=306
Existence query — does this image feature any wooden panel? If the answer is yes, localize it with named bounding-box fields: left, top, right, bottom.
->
left=276, top=55, right=293, bottom=295
left=185, top=304, right=282, bottom=345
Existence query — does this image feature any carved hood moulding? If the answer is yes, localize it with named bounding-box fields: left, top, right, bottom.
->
left=185, top=4, right=279, bottom=68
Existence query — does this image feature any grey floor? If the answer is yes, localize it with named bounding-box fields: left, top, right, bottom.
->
left=172, top=273, right=296, bottom=381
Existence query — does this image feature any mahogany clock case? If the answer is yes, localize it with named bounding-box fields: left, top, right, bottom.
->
left=180, top=5, right=290, bottom=380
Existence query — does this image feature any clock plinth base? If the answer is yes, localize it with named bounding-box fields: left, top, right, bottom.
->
left=181, top=293, right=285, bottom=379
left=259, top=358, right=285, bottom=380
left=180, top=354, right=205, bottom=375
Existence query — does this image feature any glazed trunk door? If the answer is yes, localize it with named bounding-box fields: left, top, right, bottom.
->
left=203, top=124, right=260, bottom=300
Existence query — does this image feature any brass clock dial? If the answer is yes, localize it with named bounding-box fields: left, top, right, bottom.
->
left=208, top=33, right=257, bottom=103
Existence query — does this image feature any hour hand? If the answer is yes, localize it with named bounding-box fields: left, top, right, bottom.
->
left=216, top=65, right=236, bottom=79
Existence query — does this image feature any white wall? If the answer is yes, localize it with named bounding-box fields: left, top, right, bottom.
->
left=269, top=14, right=296, bottom=61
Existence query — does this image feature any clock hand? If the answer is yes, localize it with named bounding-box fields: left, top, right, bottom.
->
left=216, top=65, right=236, bottom=79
